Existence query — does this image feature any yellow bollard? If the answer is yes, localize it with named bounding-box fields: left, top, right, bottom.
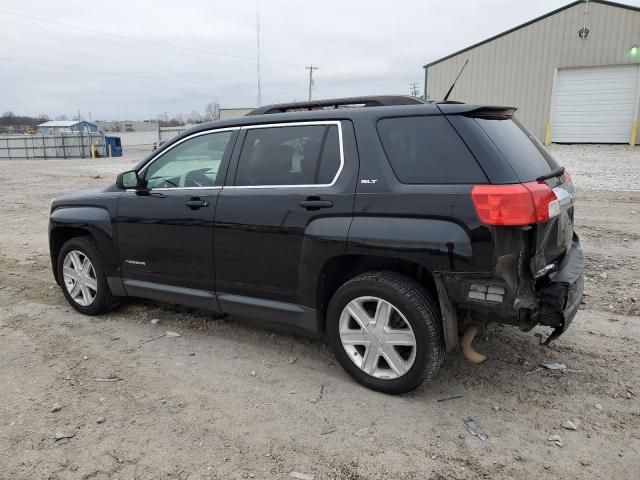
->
left=544, top=122, right=552, bottom=146
left=630, top=121, right=638, bottom=147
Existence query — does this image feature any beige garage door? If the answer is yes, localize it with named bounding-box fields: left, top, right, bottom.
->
left=551, top=65, right=640, bottom=143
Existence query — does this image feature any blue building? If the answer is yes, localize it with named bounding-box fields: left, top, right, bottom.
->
left=37, top=120, right=98, bottom=134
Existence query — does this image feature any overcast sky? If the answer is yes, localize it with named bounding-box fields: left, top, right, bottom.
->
left=2, top=0, right=639, bottom=121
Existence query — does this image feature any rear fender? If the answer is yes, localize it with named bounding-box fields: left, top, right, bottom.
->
left=347, top=217, right=473, bottom=270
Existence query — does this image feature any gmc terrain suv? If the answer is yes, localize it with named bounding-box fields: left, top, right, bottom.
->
left=49, top=96, right=584, bottom=393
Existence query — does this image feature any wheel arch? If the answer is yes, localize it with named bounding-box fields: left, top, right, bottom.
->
left=50, top=226, right=93, bottom=283
left=49, top=206, right=119, bottom=284
left=315, top=254, right=439, bottom=332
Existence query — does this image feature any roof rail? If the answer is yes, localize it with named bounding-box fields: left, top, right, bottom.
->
left=248, top=95, right=427, bottom=115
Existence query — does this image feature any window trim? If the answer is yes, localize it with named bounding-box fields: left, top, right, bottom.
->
left=138, top=127, right=240, bottom=191
left=226, top=120, right=345, bottom=189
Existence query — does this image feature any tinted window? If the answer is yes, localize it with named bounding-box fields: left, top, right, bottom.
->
left=144, top=131, right=233, bottom=189
left=235, top=124, right=341, bottom=186
left=317, top=126, right=341, bottom=184
left=471, top=117, right=559, bottom=182
left=377, top=116, right=486, bottom=184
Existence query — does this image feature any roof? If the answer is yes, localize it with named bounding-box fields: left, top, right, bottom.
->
left=423, top=0, right=640, bottom=69
left=134, top=100, right=511, bottom=169
left=38, top=120, right=95, bottom=127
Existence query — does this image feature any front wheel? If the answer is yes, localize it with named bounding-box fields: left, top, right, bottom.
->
left=57, top=236, right=118, bottom=315
left=326, top=271, right=444, bottom=394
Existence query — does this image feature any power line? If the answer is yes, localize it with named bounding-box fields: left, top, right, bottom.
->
left=0, top=57, right=247, bottom=89
left=0, top=9, right=302, bottom=69
left=306, top=65, right=319, bottom=101
left=0, top=9, right=402, bottom=87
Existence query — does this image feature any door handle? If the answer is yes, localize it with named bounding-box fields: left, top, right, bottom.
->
left=299, top=197, right=333, bottom=210
left=186, top=198, right=210, bottom=209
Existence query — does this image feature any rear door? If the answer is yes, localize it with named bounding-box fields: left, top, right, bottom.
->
left=448, top=113, right=575, bottom=276
left=213, top=120, right=355, bottom=306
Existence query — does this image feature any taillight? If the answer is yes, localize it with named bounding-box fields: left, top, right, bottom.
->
left=471, top=181, right=559, bottom=226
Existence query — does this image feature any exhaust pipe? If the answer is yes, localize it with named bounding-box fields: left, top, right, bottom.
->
left=461, top=325, right=487, bottom=364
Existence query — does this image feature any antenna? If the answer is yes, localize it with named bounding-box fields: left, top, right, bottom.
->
left=578, top=0, right=590, bottom=39
left=256, top=1, right=262, bottom=107
left=443, top=59, right=469, bottom=102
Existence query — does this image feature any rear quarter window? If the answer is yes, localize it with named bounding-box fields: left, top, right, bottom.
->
left=461, top=117, right=559, bottom=182
left=376, top=115, right=487, bottom=184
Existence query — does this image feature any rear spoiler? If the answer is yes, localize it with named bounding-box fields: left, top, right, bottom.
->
left=436, top=104, right=517, bottom=119
left=465, top=107, right=517, bottom=119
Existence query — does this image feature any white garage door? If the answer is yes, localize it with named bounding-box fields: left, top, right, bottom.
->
left=551, top=65, right=639, bottom=143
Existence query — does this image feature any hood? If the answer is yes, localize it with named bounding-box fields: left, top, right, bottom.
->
left=51, top=184, right=121, bottom=209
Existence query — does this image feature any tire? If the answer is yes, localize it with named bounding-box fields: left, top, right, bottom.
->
left=326, top=271, right=444, bottom=394
left=56, top=236, right=119, bottom=315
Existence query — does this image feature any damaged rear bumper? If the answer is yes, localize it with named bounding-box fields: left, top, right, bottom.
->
left=434, top=235, right=585, bottom=349
left=535, top=236, right=584, bottom=342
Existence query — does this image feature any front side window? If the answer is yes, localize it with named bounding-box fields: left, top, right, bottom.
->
left=234, top=124, right=341, bottom=186
left=144, top=130, right=233, bottom=189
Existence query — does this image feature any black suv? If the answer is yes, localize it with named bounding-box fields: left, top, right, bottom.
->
left=49, top=96, right=583, bottom=393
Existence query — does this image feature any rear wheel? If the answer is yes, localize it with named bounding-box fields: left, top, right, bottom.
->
left=327, top=271, right=444, bottom=394
left=57, top=236, right=118, bottom=315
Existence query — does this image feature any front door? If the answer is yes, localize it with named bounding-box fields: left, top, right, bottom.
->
left=213, top=121, right=354, bottom=306
left=116, top=129, right=237, bottom=293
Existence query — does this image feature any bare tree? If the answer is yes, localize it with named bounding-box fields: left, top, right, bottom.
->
left=55, top=114, right=68, bottom=121
left=186, top=110, right=202, bottom=124
left=204, top=100, right=220, bottom=121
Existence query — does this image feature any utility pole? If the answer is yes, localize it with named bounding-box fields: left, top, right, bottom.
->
left=306, top=65, right=319, bottom=101
left=409, top=82, right=420, bottom=97
left=163, top=111, right=169, bottom=122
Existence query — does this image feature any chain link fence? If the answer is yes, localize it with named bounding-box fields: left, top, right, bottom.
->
left=0, top=133, right=106, bottom=159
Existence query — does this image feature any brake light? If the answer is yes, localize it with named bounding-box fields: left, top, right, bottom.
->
left=471, top=181, right=559, bottom=226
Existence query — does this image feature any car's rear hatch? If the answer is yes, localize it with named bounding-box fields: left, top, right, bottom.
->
left=442, top=105, right=576, bottom=278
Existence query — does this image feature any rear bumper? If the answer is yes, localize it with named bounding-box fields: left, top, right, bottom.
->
left=535, top=236, right=584, bottom=336
left=435, top=235, right=584, bottom=348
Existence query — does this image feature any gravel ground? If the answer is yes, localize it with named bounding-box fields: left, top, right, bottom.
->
left=550, top=144, right=640, bottom=192
left=0, top=145, right=639, bottom=479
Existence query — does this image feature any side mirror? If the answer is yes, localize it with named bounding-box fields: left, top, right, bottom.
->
left=116, top=170, right=140, bottom=189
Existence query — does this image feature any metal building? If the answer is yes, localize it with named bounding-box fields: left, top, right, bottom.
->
left=219, top=108, right=254, bottom=120
left=423, top=0, right=640, bottom=145
left=37, top=120, right=98, bottom=134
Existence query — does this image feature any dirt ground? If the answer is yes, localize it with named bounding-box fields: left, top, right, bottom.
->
left=0, top=144, right=638, bottom=479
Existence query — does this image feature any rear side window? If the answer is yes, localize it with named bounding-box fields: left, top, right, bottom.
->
left=462, top=117, right=559, bottom=182
left=234, top=124, right=341, bottom=186
left=377, top=116, right=487, bottom=184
